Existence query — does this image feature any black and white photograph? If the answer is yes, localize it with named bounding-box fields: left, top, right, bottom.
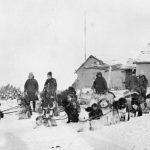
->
left=0, top=0, right=150, bottom=150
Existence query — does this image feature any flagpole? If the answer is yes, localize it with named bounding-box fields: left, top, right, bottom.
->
left=84, top=11, right=87, bottom=61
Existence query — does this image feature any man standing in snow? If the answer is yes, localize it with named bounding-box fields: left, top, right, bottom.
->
left=24, top=72, right=39, bottom=112
left=92, top=72, right=108, bottom=94
left=137, top=74, right=148, bottom=98
left=42, top=72, right=58, bottom=116
left=44, top=72, right=57, bottom=98
left=126, top=70, right=138, bottom=91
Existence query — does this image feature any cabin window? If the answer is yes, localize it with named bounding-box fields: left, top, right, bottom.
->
left=94, top=61, right=100, bottom=65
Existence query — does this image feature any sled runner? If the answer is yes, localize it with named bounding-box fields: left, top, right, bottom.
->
left=0, top=102, right=21, bottom=119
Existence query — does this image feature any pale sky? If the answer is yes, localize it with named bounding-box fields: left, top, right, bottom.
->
left=0, top=0, right=150, bottom=91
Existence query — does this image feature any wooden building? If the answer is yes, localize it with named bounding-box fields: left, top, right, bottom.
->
left=74, top=55, right=135, bottom=91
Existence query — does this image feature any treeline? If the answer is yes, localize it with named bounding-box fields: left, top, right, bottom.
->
left=0, top=84, right=21, bottom=100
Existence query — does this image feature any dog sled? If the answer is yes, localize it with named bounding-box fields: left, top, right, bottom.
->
left=79, top=90, right=115, bottom=106
left=124, top=90, right=150, bottom=114
left=77, top=91, right=132, bottom=131
left=0, top=104, right=20, bottom=120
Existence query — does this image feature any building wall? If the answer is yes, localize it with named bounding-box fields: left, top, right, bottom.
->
left=76, top=57, right=105, bottom=90
left=75, top=57, right=126, bottom=90
left=136, top=64, right=150, bottom=86
left=105, top=70, right=126, bottom=90
left=76, top=68, right=126, bottom=90
left=76, top=68, right=106, bottom=90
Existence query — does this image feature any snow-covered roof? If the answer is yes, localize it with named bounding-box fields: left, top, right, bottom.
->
left=85, top=63, right=135, bottom=71
left=121, top=66, right=135, bottom=70
left=134, top=44, right=150, bottom=64
left=84, top=64, right=122, bottom=70
left=75, top=55, right=105, bottom=73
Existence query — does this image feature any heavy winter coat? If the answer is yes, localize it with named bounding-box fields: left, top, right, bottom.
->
left=137, top=75, right=148, bottom=89
left=40, top=90, right=54, bottom=108
left=24, top=79, right=39, bottom=101
left=92, top=73, right=108, bottom=94
left=24, top=79, right=39, bottom=93
left=127, top=75, right=138, bottom=91
left=137, top=75, right=148, bottom=98
left=44, top=78, right=57, bottom=98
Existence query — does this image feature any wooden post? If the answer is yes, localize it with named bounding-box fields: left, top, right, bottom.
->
left=107, top=65, right=112, bottom=89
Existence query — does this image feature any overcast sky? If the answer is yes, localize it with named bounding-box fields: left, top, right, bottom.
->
left=0, top=0, right=150, bottom=90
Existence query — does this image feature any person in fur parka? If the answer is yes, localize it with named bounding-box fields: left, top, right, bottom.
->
left=92, top=72, right=108, bottom=94
left=24, top=72, right=39, bottom=112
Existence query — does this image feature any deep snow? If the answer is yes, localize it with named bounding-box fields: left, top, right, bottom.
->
left=1, top=96, right=150, bottom=150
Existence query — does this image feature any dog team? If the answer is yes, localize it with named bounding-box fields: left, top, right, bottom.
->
left=16, top=71, right=150, bottom=128
left=60, top=71, right=150, bottom=127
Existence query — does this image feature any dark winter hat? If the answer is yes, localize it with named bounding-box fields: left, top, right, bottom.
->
left=96, top=72, right=102, bottom=77
left=68, top=86, right=76, bottom=92
left=68, top=86, right=74, bottom=91
left=47, top=72, right=52, bottom=76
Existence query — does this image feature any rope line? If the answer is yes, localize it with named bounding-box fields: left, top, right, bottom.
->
left=3, top=110, right=18, bottom=115
left=2, top=105, right=19, bottom=113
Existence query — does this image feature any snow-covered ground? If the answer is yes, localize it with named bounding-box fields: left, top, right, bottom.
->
left=0, top=109, right=93, bottom=150
left=80, top=115, right=150, bottom=150
left=1, top=93, right=150, bottom=150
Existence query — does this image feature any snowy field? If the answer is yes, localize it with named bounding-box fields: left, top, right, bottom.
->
left=1, top=89, right=150, bottom=150
left=0, top=101, right=93, bottom=150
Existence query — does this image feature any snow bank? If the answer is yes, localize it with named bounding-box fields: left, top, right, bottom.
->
left=1, top=94, right=150, bottom=150
left=0, top=101, right=93, bottom=150
left=76, top=114, right=150, bottom=150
